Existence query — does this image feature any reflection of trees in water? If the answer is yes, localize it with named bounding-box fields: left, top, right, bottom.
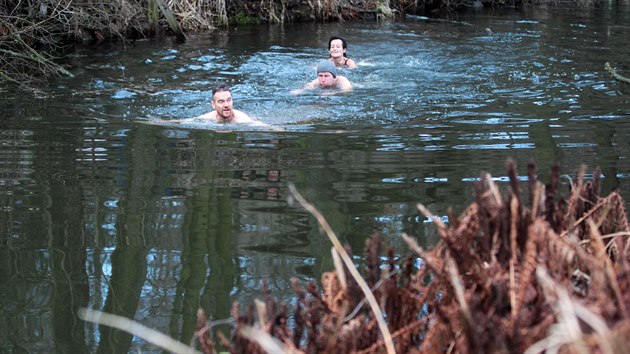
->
left=167, top=135, right=282, bottom=200
left=149, top=132, right=296, bottom=345
left=0, top=121, right=90, bottom=352
left=95, top=126, right=161, bottom=353
left=238, top=169, right=280, bottom=200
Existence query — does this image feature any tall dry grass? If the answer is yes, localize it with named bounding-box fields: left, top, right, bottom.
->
left=166, top=0, right=225, bottom=29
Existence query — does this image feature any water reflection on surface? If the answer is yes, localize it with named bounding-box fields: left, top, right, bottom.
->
left=2, top=5, right=630, bottom=353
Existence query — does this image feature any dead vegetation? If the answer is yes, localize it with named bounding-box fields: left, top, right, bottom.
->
left=0, top=0, right=151, bottom=87
left=193, top=160, right=630, bottom=353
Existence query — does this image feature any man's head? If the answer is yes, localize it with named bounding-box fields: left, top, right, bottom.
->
left=212, top=84, right=231, bottom=99
left=211, top=85, right=234, bottom=121
left=316, top=60, right=338, bottom=88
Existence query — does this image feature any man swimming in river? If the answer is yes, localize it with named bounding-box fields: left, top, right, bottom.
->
left=168, top=85, right=269, bottom=126
left=290, top=60, right=353, bottom=95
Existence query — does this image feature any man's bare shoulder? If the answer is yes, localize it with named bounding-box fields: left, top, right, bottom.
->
left=337, top=76, right=353, bottom=91
left=233, top=109, right=255, bottom=123
left=193, top=111, right=217, bottom=121
left=234, top=110, right=276, bottom=128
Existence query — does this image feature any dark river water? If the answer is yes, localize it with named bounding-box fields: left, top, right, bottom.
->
left=2, top=4, right=630, bottom=353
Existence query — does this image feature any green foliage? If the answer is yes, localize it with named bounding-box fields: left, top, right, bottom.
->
left=148, top=0, right=160, bottom=25
left=229, top=14, right=261, bottom=25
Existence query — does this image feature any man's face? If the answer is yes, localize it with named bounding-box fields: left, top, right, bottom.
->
left=211, top=90, right=234, bottom=120
left=318, top=72, right=336, bottom=88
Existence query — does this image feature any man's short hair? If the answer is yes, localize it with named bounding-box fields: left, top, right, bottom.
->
left=212, top=84, right=231, bottom=98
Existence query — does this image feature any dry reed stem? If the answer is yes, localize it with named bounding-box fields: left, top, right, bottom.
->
left=564, top=192, right=614, bottom=237
left=586, top=218, right=630, bottom=320
left=565, top=165, right=587, bottom=230
left=509, top=193, right=519, bottom=322
left=526, top=266, right=613, bottom=354
left=240, top=325, right=305, bottom=354
left=445, top=256, right=474, bottom=337
left=77, top=308, right=201, bottom=354
left=255, top=299, right=270, bottom=331
left=343, top=269, right=400, bottom=322
left=192, top=312, right=233, bottom=352
left=288, top=183, right=396, bottom=354
left=401, top=233, right=435, bottom=269
left=484, top=172, right=504, bottom=207
left=331, top=247, right=347, bottom=288
left=530, top=180, right=543, bottom=221
left=511, top=220, right=542, bottom=332
left=417, top=203, right=448, bottom=235
left=356, top=319, right=426, bottom=354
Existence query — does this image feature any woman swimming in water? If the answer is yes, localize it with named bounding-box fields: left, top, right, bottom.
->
left=327, top=36, right=357, bottom=69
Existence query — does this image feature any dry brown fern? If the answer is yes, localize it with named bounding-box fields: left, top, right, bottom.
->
left=201, top=162, right=630, bottom=354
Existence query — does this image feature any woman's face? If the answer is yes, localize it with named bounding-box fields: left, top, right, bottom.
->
left=329, top=39, right=345, bottom=58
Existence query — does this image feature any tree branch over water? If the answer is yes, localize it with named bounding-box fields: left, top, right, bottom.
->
left=605, top=62, right=630, bottom=84
left=0, top=4, right=75, bottom=87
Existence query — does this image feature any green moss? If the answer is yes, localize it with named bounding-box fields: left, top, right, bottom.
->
left=228, top=14, right=260, bottom=25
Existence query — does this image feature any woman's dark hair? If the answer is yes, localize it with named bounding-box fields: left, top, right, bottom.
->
left=328, top=36, right=348, bottom=57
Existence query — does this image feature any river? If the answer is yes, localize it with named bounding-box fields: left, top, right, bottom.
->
left=1, top=4, right=629, bottom=353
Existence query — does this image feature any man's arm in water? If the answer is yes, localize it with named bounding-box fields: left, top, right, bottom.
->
left=155, top=111, right=215, bottom=124
left=290, top=79, right=319, bottom=95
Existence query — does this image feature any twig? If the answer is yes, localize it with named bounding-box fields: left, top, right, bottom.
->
left=192, top=317, right=233, bottom=349
left=509, top=195, right=518, bottom=322
left=288, top=183, right=396, bottom=354
left=586, top=219, right=629, bottom=320
left=0, top=45, right=73, bottom=78
left=525, top=267, right=612, bottom=354
left=77, top=308, right=201, bottom=354
left=0, top=70, right=18, bottom=84
left=343, top=269, right=400, bottom=322
left=331, top=247, right=347, bottom=288
left=240, top=325, right=304, bottom=354
left=605, top=62, right=630, bottom=84
left=445, top=256, right=473, bottom=329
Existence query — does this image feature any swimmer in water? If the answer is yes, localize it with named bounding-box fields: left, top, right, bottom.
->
left=327, top=36, right=357, bottom=69
left=163, top=85, right=269, bottom=127
left=290, top=60, right=353, bottom=95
